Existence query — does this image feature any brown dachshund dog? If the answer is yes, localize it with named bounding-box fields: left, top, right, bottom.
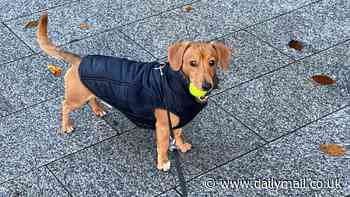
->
left=37, top=14, right=231, bottom=171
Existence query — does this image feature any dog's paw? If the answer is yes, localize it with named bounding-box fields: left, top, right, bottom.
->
left=93, top=108, right=107, bottom=117
left=62, top=124, right=75, bottom=133
left=177, top=143, right=192, bottom=153
left=157, top=161, right=171, bottom=171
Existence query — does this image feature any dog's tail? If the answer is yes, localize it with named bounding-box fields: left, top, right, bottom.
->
left=37, top=13, right=80, bottom=65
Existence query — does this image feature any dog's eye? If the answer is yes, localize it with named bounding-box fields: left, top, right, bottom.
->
left=190, top=60, right=197, bottom=67
left=209, top=60, right=215, bottom=66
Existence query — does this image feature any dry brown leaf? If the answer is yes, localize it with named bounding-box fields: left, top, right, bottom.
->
left=320, top=144, right=346, bottom=157
left=24, top=20, right=39, bottom=29
left=311, top=75, right=336, bottom=85
left=288, top=40, right=304, bottom=51
left=48, top=64, right=62, bottom=77
left=79, top=22, right=92, bottom=30
left=182, top=5, right=193, bottom=12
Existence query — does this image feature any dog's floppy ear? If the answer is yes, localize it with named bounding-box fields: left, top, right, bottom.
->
left=211, top=41, right=231, bottom=71
left=167, top=41, right=191, bottom=71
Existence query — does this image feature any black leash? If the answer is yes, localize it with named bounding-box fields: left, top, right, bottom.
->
left=156, top=63, right=188, bottom=197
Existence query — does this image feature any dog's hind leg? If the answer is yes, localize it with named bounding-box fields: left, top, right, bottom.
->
left=61, top=65, right=93, bottom=133
left=88, top=97, right=107, bottom=117
left=61, top=100, right=77, bottom=133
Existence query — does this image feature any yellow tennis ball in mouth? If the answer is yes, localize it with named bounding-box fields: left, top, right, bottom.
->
left=189, top=83, right=208, bottom=98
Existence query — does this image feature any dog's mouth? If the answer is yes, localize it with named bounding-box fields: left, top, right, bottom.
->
left=190, top=75, right=218, bottom=104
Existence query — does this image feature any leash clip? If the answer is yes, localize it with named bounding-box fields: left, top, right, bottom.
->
left=169, top=136, right=177, bottom=152
left=153, top=63, right=166, bottom=76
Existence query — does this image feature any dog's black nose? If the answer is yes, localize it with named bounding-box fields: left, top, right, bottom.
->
left=202, top=81, right=212, bottom=91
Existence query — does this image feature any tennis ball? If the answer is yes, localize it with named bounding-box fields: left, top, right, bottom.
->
left=189, top=83, right=207, bottom=98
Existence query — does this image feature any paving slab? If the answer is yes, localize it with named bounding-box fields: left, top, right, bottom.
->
left=213, top=41, right=350, bottom=141
left=4, top=0, right=195, bottom=52
left=213, top=30, right=292, bottom=94
left=0, top=23, right=33, bottom=65
left=0, top=0, right=73, bottom=22
left=247, top=0, right=350, bottom=60
left=179, top=106, right=350, bottom=196
left=47, top=101, right=264, bottom=196
left=0, top=167, right=70, bottom=197
left=119, top=0, right=317, bottom=59
left=0, top=97, right=134, bottom=183
left=0, top=29, right=153, bottom=117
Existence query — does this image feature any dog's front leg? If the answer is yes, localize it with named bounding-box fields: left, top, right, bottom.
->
left=173, top=128, right=192, bottom=153
left=155, top=121, right=171, bottom=171
left=154, top=109, right=180, bottom=171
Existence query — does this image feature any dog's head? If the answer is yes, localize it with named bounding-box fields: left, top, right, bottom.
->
left=168, top=41, right=231, bottom=102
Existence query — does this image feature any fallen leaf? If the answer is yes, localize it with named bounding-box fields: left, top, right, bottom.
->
left=48, top=64, right=62, bottom=77
left=311, top=75, right=336, bottom=85
left=320, top=144, right=346, bottom=156
left=182, top=5, right=193, bottom=12
left=79, top=22, right=92, bottom=30
left=288, top=40, right=304, bottom=51
left=24, top=20, right=39, bottom=29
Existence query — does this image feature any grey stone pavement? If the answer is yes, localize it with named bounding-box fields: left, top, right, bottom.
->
left=0, top=0, right=349, bottom=196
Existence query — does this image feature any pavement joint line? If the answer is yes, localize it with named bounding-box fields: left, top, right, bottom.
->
left=45, top=166, right=74, bottom=197
left=0, top=0, right=80, bottom=23
left=169, top=103, right=350, bottom=194
left=41, top=127, right=136, bottom=165
left=174, top=188, right=183, bottom=196
left=209, top=38, right=350, bottom=98
left=1, top=22, right=36, bottom=54
left=242, top=29, right=296, bottom=60
left=211, top=100, right=269, bottom=143
left=0, top=52, right=39, bottom=68
left=116, top=28, right=159, bottom=60
left=0, top=127, right=137, bottom=186
left=265, top=103, right=350, bottom=144
left=0, top=96, right=58, bottom=119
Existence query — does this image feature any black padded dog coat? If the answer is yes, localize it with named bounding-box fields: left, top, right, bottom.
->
left=79, top=55, right=206, bottom=129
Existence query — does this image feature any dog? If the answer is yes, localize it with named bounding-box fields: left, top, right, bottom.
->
left=37, top=13, right=231, bottom=171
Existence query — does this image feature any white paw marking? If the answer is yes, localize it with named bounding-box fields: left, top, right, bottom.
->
left=158, top=161, right=170, bottom=172
left=65, top=126, right=74, bottom=133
